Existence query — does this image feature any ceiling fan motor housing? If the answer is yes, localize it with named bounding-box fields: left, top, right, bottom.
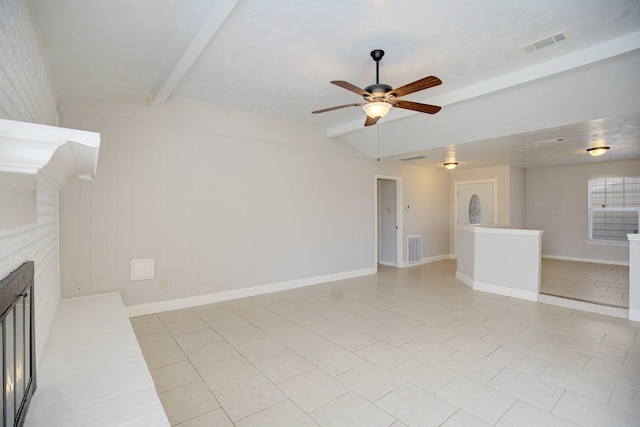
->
left=364, top=83, right=393, bottom=99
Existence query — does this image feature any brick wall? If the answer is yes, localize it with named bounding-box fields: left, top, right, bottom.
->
left=0, top=0, right=60, bottom=361
left=0, top=0, right=57, bottom=124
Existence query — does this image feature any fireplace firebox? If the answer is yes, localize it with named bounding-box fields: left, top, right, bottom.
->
left=0, top=261, right=36, bottom=427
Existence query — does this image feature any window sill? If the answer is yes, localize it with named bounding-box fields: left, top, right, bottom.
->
left=584, top=239, right=629, bottom=247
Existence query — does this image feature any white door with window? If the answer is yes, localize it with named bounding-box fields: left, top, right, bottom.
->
left=453, top=179, right=497, bottom=257
left=457, top=181, right=496, bottom=226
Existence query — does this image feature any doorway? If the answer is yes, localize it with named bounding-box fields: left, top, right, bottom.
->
left=376, top=176, right=402, bottom=267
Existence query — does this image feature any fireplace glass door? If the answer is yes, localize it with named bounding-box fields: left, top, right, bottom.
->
left=0, top=262, right=35, bottom=427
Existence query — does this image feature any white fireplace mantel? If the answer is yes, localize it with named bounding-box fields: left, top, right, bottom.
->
left=0, top=118, right=100, bottom=187
left=0, top=119, right=100, bottom=228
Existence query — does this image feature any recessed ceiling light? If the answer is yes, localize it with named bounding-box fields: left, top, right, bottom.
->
left=586, top=146, right=610, bottom=157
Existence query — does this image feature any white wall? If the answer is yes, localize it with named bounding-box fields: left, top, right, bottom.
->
left=455, top=227, right=475, bottom=283
left=0, top=0, right=57, bottom=125
left=629, top=235, right=640, bottom=321
left=474, top=228, right=542, bottom=300
left=526, top=159, right=640, bottom=264
left=456, top=226, right=542, bottom=301
left=0, top=0, right=60, bottom=361
left=374, top=161, right=450, bottom=263
left=58, top=98, right=376, bottom=307
left=510, top=165, right=527, bottom=229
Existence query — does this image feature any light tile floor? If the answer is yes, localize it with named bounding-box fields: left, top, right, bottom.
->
left=133, top=260, right=640, bottom=426
left=541, top=258, right=629, bottom=308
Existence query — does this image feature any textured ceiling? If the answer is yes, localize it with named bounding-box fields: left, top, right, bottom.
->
left=381, top=112, right=640, bottom=169
left=30, top=0, right=640, bottom=168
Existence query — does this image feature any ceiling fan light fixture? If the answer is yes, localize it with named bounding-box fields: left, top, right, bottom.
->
left=363, top=101, right=391, bottom=119
left=313, top=50, right=442, bottom=126
left=586, top=146, right=610, bottom=156
left=443, top=162, right=458, bottom=170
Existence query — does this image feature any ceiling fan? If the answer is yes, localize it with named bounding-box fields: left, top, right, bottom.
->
left=312, top=49, right=442, bottom=126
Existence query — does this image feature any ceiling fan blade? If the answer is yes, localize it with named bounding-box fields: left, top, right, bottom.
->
left=394, top=100, right=441, bottom=114
left=390, top=76, right=442, bottom=98
left=331, top=80, right=370, bottom=96
left=312, top=103, right=363, bottom=114
left=364, top=115, right=379, bottom=126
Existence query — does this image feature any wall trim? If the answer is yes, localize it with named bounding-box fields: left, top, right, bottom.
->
left=475, top=227, right=542, bottom=237
left=542, top=254, right=629, bottom=267
left=402, top=254, right=451, bottom=268
left=455, top=271, right=473, bottom=289
left=455, top=270, right=538, bottom=301
left=378, top=261, right=397, bottom=267
left=630, top=309, right=640, bottom=322
left=473, top=281, right=538, bottom=302
left=126, top=267, right=376, bottom=317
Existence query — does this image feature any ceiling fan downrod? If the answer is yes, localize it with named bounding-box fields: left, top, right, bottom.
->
left=371, top=49, right=384, bottom=84
left=366, top=49, right=392, bottom=98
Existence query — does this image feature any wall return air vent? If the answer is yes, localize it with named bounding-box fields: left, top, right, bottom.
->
left=520, top=31, right=567, bottom=53
left=407, top=235, right=422, bottom=264
left=397, top=155, right=428, bottom=161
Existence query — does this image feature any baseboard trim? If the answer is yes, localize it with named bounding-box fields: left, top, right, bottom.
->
left=378, top=261, right=397, bottom=267
left=542, top=254, right=629, bottom=267
left=403, top=254, right=451, bottom=268
left=473, top=281, right=538, bottom=302
left=455, top=271, right=473, bottom=289
left=125, top=267, right=377, bottom=317
left=630, top=309, right=640, bottom=322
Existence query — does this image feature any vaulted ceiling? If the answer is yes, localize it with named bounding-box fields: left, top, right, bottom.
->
left=30, top=0, right=640, bottom=169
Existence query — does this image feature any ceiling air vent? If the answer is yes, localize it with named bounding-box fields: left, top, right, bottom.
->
left=397, top=155, right=428, bottom=161
left=520, top=31, right=567, bottom=53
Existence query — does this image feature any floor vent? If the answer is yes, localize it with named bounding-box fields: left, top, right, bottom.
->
left=520, top=31, right=567, bottom=53
left=407, top=235, right=422, bottom=263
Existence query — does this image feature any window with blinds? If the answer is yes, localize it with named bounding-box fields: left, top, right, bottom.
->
left=588, top=176, right=640, bottom=241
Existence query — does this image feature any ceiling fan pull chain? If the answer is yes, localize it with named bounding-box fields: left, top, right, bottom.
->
left=377, top=123, right=380, bottom=162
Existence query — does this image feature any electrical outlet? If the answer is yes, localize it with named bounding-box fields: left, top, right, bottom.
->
left=75, top=283, right=84, bottom=295
left=160, top=279, right=167, bottom=289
